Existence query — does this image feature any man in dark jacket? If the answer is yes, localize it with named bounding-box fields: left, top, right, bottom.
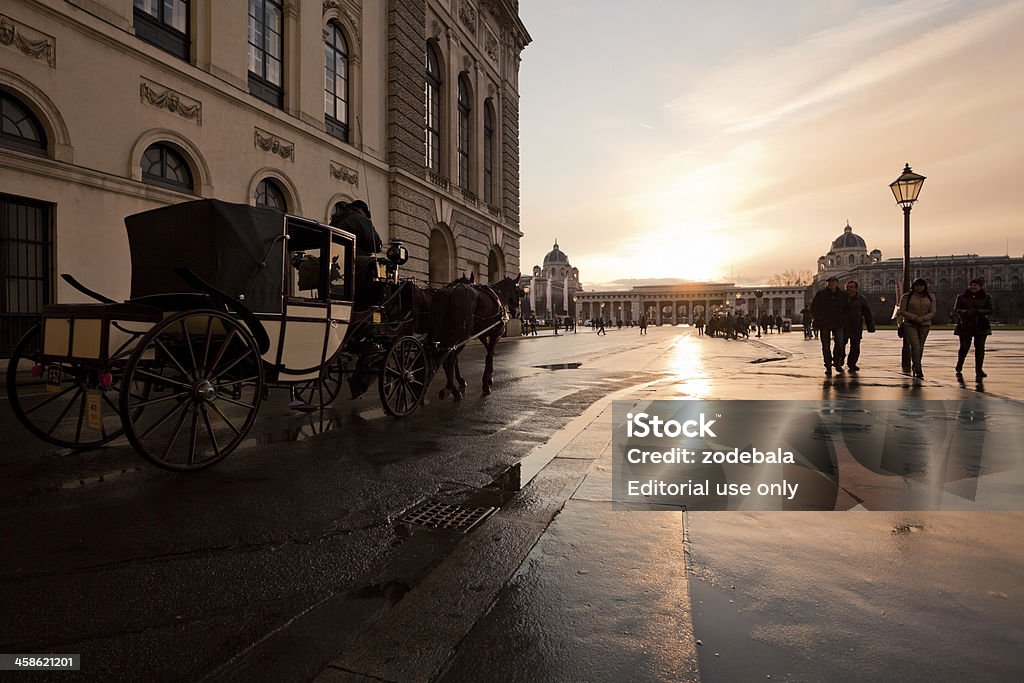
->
left=810, top=276, right=853, bottom=376
left=330, top=200, right=383, bottom=309
left=842, top=280, right=875, bottom=372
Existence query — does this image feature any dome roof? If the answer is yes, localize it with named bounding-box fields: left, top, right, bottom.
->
left=543, top=240, right=570, bottom=265
left=831, top=222, right=867, bottom=250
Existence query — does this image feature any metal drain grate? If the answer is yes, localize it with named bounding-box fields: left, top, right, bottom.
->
left=400, top=499, right=496, bottom=533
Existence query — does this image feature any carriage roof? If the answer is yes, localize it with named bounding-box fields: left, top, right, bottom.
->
left=125, top=199, right=352, bottom=314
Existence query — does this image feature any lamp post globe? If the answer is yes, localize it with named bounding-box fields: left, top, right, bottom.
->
left=889, top=163, right=926, bottom=295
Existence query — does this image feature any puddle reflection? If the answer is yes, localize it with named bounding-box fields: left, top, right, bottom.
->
left=670, top=335, right=712, bottom=397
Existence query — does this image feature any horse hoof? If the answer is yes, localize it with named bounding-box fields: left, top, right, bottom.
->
left=454, top=390, right=463, bottom=401
left=482, top=386, right=491, bottom=395
left=458, top=379, right=468, bottom=389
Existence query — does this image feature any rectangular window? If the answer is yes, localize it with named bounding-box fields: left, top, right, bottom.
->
left=133, top=0, right=190, bottom=60
left=483, top=121, right=494, bottom=204
left=458, top=113, right=470, bottom=190
left=248, top=0, right=284, bottom=108
left=1, top=194, right=53, bottom=357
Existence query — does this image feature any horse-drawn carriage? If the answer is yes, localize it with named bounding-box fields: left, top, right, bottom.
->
left=6, top=199, right=517, bottom=471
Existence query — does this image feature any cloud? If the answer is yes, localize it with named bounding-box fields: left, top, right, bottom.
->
left=667, top=0, right=1021, bottom=134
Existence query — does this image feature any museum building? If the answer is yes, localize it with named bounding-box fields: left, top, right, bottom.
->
left=810, top=222, right=1024, bottom=324
left=520, top=240, right=582, bottom=321
left=0, top=0, right=530, bottom=356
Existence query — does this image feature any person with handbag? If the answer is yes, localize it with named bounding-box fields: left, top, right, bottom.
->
left=898, top=277, right=936, bottom=379
left=953, top=278, right=994, bottom=379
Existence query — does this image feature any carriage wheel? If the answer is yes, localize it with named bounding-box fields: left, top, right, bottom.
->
left=293, top=357, right=343, bottom=409
left=120, top=311, right=264, bottom=471
left=5, top=325, right=138, bottom=449
left=379, top=336, right=429, bottom=418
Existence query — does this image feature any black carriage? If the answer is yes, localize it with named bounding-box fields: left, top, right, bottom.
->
left=5, top=199, right=430, bottom=471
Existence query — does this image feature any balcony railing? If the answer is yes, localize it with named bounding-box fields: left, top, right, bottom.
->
left=428, top=170, right=450, bottom=191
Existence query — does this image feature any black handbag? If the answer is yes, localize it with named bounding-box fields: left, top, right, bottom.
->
left=897, top=325, right=904, bottom=338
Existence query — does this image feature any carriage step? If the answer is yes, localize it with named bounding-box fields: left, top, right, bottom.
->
left=399, top=499, right=496, bottom=534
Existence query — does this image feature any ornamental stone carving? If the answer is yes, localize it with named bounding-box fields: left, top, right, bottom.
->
left=140, top=81, right=202, bottom=125
left=0, top=14, right=56, bottom=67
left=330, top=162, right=359, bottom=186
left=323, top=0, right=361, bottom=45
left=254, top=128, right=295, bottom=161
left=484, top=28, right=498, bottom=62
left=459, top=1, right=478, bottom=33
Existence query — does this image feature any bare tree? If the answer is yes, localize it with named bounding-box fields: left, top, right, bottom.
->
left=768, top=269, right=814, bottom=286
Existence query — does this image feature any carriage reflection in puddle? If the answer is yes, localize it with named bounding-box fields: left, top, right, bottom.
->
left=6, top=199, right=520, bottom=471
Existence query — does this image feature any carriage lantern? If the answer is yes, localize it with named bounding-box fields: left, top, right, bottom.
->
left=386, top=240, right=409, bottom=265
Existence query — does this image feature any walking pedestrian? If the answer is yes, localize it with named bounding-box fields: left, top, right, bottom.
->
left=596, top=317, right=606, bottom=335
left=898, top=277, right=936, bottom=379
left=639, top=313, right=648, bottom=335
left=953, top=278, right=993, bottom=379
left=842, top=281, right=875, bottom=371
left=810, top=276, right=853, bottom=376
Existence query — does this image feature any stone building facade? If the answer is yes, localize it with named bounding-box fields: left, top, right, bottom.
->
left=574, top=283, right=807, bottom=325
left=814, top=221, right=882, bottom=284
left=521, top=240, right=582, bottom=320
left=0, top=0, right=529, bottom=355
left=807, top=222, right=1024, bottom=324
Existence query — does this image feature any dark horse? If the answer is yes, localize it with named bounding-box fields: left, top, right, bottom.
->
left=431, top=275, right=524, bottom=400
left=344, top=279, right=435, bottom=399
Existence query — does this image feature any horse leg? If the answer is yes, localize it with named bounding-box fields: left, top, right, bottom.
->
left=481, top=332, right=499, bottom=394
left=454, top=353, right=467, bottom=390
left=438, top=352, right=456, bottom=400
left=450, top=351, right=464, bottom=400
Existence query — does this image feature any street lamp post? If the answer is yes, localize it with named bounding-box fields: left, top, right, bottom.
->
left=889, top=163, right=927, bottom=297
left=889, top=163, right=926, bottom=370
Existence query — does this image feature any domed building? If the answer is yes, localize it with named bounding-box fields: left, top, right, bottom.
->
left=815, top=222, right=882, bottom=283
left=522, top=240, right=583, bottom=320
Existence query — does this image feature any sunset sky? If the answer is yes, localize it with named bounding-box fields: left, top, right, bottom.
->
left=517, top=0, right=1024, bottom=288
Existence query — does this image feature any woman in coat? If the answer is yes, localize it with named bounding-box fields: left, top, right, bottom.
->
left=953, top=278, right=994, bottom=379
left=898, top=277, right=936, bottom=379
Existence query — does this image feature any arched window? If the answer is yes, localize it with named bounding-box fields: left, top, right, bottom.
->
left=254, top=178, right=287, bottom=211
left=324, top=22, right=349, bottom=141
left=141, top=143, right=193, bottom=193
left=954, top=277, right=964, bottom=291
left=248, top=0, right=284, bottom=108
left=483, top=99, right=495, bottom=205
left=134, top=0, right=189, bottom=59
left=887, top=279, right=896, bottom=292
left=848, top=254, right=855, bottom=265
left=424, top=42, right=441, bottom=173
left=1011, top=275, right=1021, bottom=290
left=992, top=276, right=1003, bottom=290
left=0, top=89, right=47, bottom=156
left=872, top=279, right=881, bottom=292
left=457, top=73, right=471, bottom=190
left=939, top=278, right=948, bottom=290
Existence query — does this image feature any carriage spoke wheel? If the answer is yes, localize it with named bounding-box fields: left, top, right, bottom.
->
left=120, top=311, right=264, bottom=471
left=294, top=356, right=343, bottom=409
left=6, top=325, right=132, bottom=449
left=379, top=336, right=429, bottom=418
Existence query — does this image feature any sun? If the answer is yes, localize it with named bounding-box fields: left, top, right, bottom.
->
left=628, top=225, right=733, bottom=282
